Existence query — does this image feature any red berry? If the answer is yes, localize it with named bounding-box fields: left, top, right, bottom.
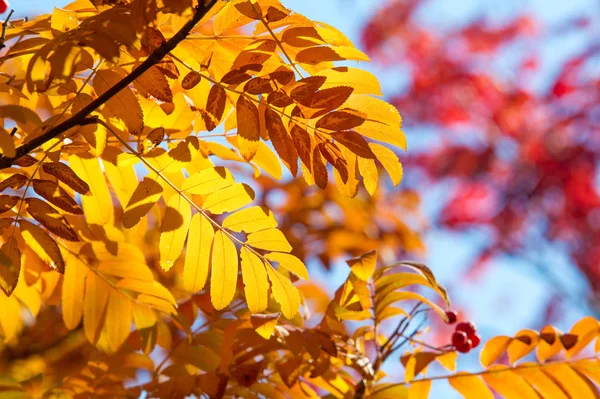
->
left=0, top=0, right=8, bottom=14
left=456, top=339, right=472, bottom=353
left=445, top=310, right=458, bottom=324
left=451, top=331, right=468, bottom=347
left=470, top=334, right=481, bottom=348
left=456, top=322, right=477, bottom=337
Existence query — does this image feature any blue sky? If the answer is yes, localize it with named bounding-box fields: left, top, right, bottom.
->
left=6, top=0, right=598, bottom=396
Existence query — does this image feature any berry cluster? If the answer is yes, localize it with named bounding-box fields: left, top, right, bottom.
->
left=444, top=310, right=481, bottom=354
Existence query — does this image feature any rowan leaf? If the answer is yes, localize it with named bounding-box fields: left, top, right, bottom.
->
left=204, top=85, right=227, bottom=132
left=0, top=237, right=20, bottom=296
left=160, top=194, right=192, bottom=271
left=210, top=230, right=238, bottom=310
left=182, top=166, right=234, bottom=195
left=236, top=95, right=261, bottom=160
left=264, top=252, right=309, bottom=280
left=93, top=69, right=144, bottom=135
left=266, top=264, right=301, bottom=319
left=203, top=183, right=255, bottom=214
left=184, top=213, right=214, bottom=293
left=265, top=108, right=298, bottom=176
left=68, top=154, right=113, bottom=225
left=222, top=206, right=277, bottom=233
left=42, top=162, right=91, bottom=195
left=83, top=272, right=110, bottom=344
left=62, top=251, right=88, bottom=330
left=122, top=176, right=163, bottom=228
left=246, top=228, right=292, bottom=252
left=25, top=197, right=79, bottom=241
left=241, top=247, right=269, bottom=313
left=182, top=71, right=202, bottom=90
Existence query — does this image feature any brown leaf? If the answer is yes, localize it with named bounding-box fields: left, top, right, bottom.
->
left=25, top=198, right=79, bottom=241
left=221, top=68, right=253, bottom=86
left=236, top=95, right=261, bottom=161
left=0, top=174, right=28, bottom=193
left=265, top=6, right=289, bottom=23
left=308, top=86, right=353, bottom=110
left=0, top=195, right=19, bottom=213
left=141, top=27, right=166, bottom=54
left=32, top=179, right=83, bottom=215
left=234, top=0, right=263, bottom=19
left=319, top=141, right=347, bottom=182
left=312, top=147, right=328, bottom=189
left=182, top=71, right=202, bottom=90
left=93, top=69, right=144, bottom=135
left=265, top=108, right=298, bottom=176
left=42, top=162, right=90, bottom=195
left=269, top=67, right=295, bottom=85
left=0, top=237, right=20, bottom=296
left=19, top=220, right=65, bottom=273
left=316, top=110, right=366, bottom=131
left=289, top=76, right=327, bottom=104
left=291, top=124, right=314, bottom=168
left=267, top=90, right=294, bottom=107
left=244, top=77, right=274, bottom=95
left=14, top=155, right=38, bottom=167
left=138, top=127, right=165, bottom=153
left=203, top=85, right=227, bottom=132
left=134, top=64, right=173, bottom=103
left=331, top=131, right=375, bottom=159
left=559, top=333, right=578, bottom=350
left=156, top=58, right=179, bottom=79
left=278, top=357, right=308, bottom=388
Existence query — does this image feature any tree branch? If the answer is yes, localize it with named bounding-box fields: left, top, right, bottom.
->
left=0, top=0, right=220, bottom=170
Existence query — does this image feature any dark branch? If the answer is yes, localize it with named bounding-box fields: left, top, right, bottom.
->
left=0, top=1, right=219, bottom=169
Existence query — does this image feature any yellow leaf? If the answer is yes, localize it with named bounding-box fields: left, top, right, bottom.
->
left=236, top=95, right=261, bottom=161
left=50, top=8, right=78, bottom=33
left=480, top=336, right=512, bottom=367
left=222, top=206, right=278, bottom=233
left=264, top=252, right=308, bottom=280
left=246, top=228, right=292, bottom=252
left=183, top=213, right=214, bottom=293
left=203, top=183, right=255, bottom=214
left=408, top=380, right=430, bottom=399
left=116, top=279, right=177, bottom=307
left=315, top=67, right=383, bottom=96
left=83, top=272, right=110, bottom=344
left=369, top=143, right=403, bottom=186
left=566, top=316, right=600, bottom=358
left=448, top=373, right=494, bottom=399
left=537, top=325, right=562, bottom=362
left=62, top=251, right=88, bottom=330
left=0, top=130, right=16, bottom=158
left=93, top=69, right=144, bottom=135
left=210, top=230, right=238, bottom=310
left=266, top=264, right=300, bottom=319
left=160, top=194, right=192, bottom=271
left=480, top=365, right=539, bottom=399
left=240, top=247, right=269, bottom=313
left=436, top=351, right=457, bottom=372
left=252, top=141, right=283, bottom=179
left=358, top=156, right=378, bottom=195
left=370, top=384, right=408, bottom=399
left=19, top=220, right=65, bottom=273
left=105, top=291, right=133, bottom=352
left=122, top=176, right=163, bottom=228
left=516, top=363, right=570, bottom=399
left=542, top=363, right=596, bottom=399
left=68, top=154, right=113, bottom=225
left=0, top=237, right=20, bottom=296
left=181, top=166, right=234, bottom=195
left=507, top=329, right=539, bottom=364
left=346, top=250, right=377, bottom=281
left=134, top=64, right=173, bottom=103
left=250, top=313, right=279, bottom=339
left=0, top=294, right=21, bottom=342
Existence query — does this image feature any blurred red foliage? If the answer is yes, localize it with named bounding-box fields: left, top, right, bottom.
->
left=362, top=0, right=600, bottom=307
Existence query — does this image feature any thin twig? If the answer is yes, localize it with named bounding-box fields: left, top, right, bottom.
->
left=0, top=9, right=14, bottom=51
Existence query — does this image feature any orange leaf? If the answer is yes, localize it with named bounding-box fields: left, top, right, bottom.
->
left=204, top=84, right=227, bottom=132
left=265, top=108, right=298, bottom=176
left=42, top=162, right=90, bottom=195
left=25, top=198, right=78, bottom=241
left=236, top=95, right=261, bottom=160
